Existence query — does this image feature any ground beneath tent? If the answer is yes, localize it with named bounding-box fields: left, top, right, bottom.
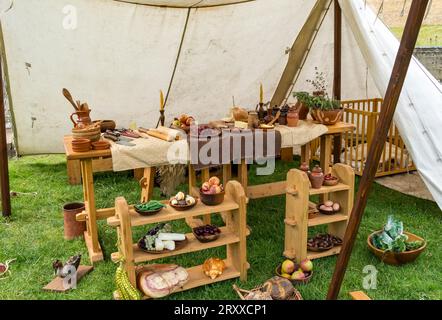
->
left=376, top=172, right=435, bottom=202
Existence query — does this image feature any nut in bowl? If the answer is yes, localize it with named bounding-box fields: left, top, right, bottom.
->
left=200, top=176, right=225, bottom=206
left=275, top=259, right=313, bottom=285
left=169, top=192, right=197, bottom=211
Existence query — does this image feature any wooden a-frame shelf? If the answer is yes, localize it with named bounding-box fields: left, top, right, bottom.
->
left=283, top=164, right=355, bottom=262
left=108, top=180, right=249, bottom=299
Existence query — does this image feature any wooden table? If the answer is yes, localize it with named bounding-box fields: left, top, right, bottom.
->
left=63, top=122, right=354, bottom=262
left=63, top=136, right=156, bottom=263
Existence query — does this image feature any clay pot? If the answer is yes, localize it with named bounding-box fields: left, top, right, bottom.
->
left=278, top=115, right=287, bottom=125
left=70, top=110, right=92, bottom=129
left=299, top=162, right=310, bottom=173
left=248, top=111, right=259, bottom=129
left=63, top=202, right=86, bottom=240
left=296, top=102, right=309, bottom=121
left=287, top=110, right=299, bottom=127
left=308, top=165, right=324, bottom=189
left=310, top=109, right=343, bottom=125
left=95, top=120, right=116, bottom=133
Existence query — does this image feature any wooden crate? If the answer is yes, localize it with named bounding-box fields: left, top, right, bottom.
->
left=308, top=98, right=415, bottom=177
left=107, top=180, right=249, bottom=299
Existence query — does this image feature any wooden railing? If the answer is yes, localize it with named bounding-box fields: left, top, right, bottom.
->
left=310, top=98, right=416, bottom=177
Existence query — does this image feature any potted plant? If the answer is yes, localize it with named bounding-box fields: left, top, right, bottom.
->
left=294, top=67, right=343, bottom=125
left=367, top=216, right=426, bottom=266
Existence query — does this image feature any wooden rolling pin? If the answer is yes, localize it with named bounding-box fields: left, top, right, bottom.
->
left=138, top=128, right=180, bottom=142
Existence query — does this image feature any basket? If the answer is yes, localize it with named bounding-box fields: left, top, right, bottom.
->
left=232, top=284, right=302, bottom=301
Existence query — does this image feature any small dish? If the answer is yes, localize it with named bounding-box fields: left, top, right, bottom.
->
left=137, top=237, right=188, bottom=254
left=275, top=264, right=313, bottom=285
left=134, top=206, right=163, bottom=216
left=169, top=198, right=198, bottom=211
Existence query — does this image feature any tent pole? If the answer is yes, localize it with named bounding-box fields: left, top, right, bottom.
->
left=0, top=56, right=11, bottom=217
left=327, top=0, right=428, bottom=300
left=333, top=0, right=342, bottom=164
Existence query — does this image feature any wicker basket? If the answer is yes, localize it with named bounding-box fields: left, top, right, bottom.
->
left=232, top=284, right=303, bottom=300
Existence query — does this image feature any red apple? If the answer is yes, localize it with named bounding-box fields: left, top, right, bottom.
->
left=208, top=176, right=220, bottom=186
left=300, top=259, right=313, bottom=272
left=202, top=182, right=211, bottom=192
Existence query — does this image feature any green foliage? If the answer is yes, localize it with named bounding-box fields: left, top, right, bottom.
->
left=293, top=92, right=340, bottom=111
left=372, top=216, right=424, bottom=253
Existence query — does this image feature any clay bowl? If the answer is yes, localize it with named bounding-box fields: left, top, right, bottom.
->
left=134, top=206, right=163, bottom=216
left=323, top=177, right=339, bottom=186
left=275, top=264, right=313, bottom=285
left=92, top=140, right=110, bottom=150
left=367, top=231, right=426, bottom=266
left=199, top=189, right=225, bottom=206
left=71, top=139, right=91, bottom=152
left=192, top=228, right=220, bottom=243
left=72, top=126, right=101, bottom=142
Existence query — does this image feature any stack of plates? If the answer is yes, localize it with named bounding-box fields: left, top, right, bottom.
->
left=91, top=140, right=111, bottom=151
left=72, top=138, right=91, bottom=153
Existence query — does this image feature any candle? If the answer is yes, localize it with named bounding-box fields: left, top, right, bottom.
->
left=160, top=90, right=165, bottom=111
left=260, top=83, right=264, bottom=104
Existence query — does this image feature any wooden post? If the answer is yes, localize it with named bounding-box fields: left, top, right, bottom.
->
left=333, top=0, right=342, bottom=164
left=327, top=0, right=429, bottom=300
left=0, top=58, right=11, bottom=217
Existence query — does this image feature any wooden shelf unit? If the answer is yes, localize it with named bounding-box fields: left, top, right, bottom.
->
left=108, top=180, right=249, bottom=298
left=283, top=164, right=355, bottom=262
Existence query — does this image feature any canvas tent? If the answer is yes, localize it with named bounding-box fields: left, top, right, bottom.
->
left=0, top=0, right=441, bottom=208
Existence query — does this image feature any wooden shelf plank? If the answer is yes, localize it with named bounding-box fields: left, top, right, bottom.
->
left=307, top=245, right=341, bottom=260
left=247, top=181, right=286, bottom=199
left=111, top=227, right=250, bottom=263
left=309, top=183, right=350, bottom=196
left=308, top=213, right=348, bottom=227
left=107, top=197, right=239, bottom=227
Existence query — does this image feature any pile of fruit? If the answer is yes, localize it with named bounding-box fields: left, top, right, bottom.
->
left=193, top=224, right=221, bottom=242
left=134, top=200, right=166, bottom=213
left=201, top=176, right=224, bottom=195
left=190, top=124, right=221, bottom=137
left=280, top=259, right=313, bottom=281
left=318, top=200, right=340, bottom=214
left=308, top=233, right=342, bottom=251
left=170, top=191, right=196, bottom=207
left=171, top=114, right=195, bottom=131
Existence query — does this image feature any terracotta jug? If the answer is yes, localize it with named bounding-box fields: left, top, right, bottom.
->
left=308, top=165, right=324, bottom=189
left=70, top=110, right=92, bottom=129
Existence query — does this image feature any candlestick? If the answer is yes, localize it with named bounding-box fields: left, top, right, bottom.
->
left=160, top=90, right=165, bottom=111
left=259, top=83, right=264, bottom=104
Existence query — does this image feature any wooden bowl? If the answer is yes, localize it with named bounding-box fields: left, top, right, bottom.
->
left=134, top=206, right=163, bottom=216
left=317, top=204, right=339, bottom=215
left=72, top=139, right=91, bottom=152
left=94, top=120, right=116, bottom=133
left=169, top=198, right=198, bottom=211
left=275, top=265, right=313, bottom=285
left=72, top=126, right=101, bottom=142
left=307, top=243, right=333, bottom=252
left=192, top=226, right=221, bottom=243
left=367, top=231, right=426, bottom=266
left=199, top=190, right=225, bottom=206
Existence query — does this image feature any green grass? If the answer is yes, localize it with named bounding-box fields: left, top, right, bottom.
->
left=0, top=155, right=441, bottom=300
left=391, top=25, right=442, bottom=46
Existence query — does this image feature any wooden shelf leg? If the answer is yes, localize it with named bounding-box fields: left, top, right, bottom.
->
left=281, top=147, right=294, bottom=162
left=67, top=159, right=82, bottom=185
left=81, top=159, right=103, bottom=263
left=320, top=135, right=333, bottom=203
left=226, top=181, right=248, bottom=282
left=201, top=168, right=211, bottom=225
left=238, top=159, right=248, bottom=190
left=284, top=169, right=309, bottom=262
left=301, top=143, right=311, bottom=165
left=140, top=167, right=155, bottom=203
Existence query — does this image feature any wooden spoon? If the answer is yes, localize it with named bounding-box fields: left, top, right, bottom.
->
left=268, top=111, right=281, bottom=126
left=62, top=88, right=79, bottom=111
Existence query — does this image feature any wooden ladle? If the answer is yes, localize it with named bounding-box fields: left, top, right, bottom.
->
left=62, top=88, right=79, bottom=111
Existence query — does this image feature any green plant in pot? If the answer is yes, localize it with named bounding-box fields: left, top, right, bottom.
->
left=292, top=91, right=310, bottom=120
left=294, top=67, right=343, bottom=125
left=367, top=215, right=426, bottom=266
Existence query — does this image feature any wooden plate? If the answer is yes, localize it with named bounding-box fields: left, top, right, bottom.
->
left=307, top=244, right=333, bottom=252
left=137, top=237, right=188, bottom=254
left=317, top=204, right=339, bottom=215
